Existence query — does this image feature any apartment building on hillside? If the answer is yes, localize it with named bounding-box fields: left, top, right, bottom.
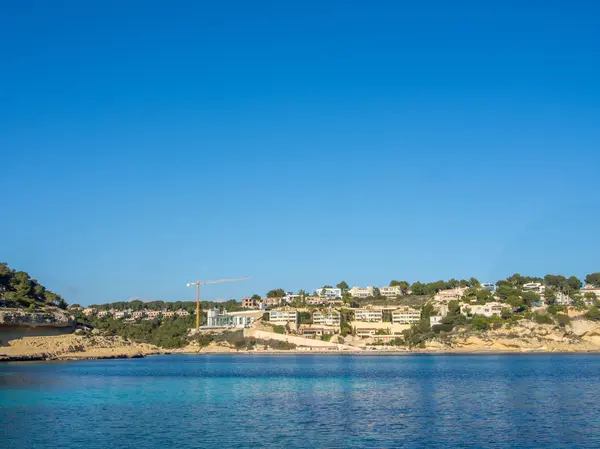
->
left=461, top=302, right=503, bottom=317
left=354, top=308, right=383, bottom=322
left=379, top=286, right=402, bottom=297
left=523, top=282, right=546, bottom=294
left=312, top=311, right=341, bottom=327
left=316, top=288, right=342, bottom=299
left=269, top=310, right=300, bottom=327
left=391, top=307, right=421, bottom=324
left=349, top=286, right=374, bottom=298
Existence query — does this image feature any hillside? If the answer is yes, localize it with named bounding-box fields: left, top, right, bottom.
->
left=0, top=262, right=67, bottom=310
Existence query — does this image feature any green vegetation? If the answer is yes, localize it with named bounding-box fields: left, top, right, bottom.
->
left=585, top=307, right=600, bottom=321
left=89, top=299, right=244, bottom=313
left=192, top=330, right=297, bottom=350
left=0, top=262, right=67, bottom=310
left=266, top=289, right=286, bottom=298
left=299, top=311, right=312, bottom=324
left=585, top=273, right=600, bottom=288
left=91, top=315, right=194, bottom=348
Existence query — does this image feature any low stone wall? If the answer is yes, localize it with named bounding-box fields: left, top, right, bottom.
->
left=244, top=328, right=350, bottom=349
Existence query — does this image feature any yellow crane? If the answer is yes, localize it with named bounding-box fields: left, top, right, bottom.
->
left=186, top=277, right=250, bottom=329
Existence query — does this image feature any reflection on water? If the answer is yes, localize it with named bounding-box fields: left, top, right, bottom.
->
left=2, top=354, right=600, bottom=448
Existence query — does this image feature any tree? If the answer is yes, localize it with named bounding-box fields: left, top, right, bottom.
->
left=410, top=282, right=426, bottom=295
left=506, top=295, right=524, bottom=310
left=565, top=276, right=582, bottom=294
left=469, top=277, right=480, bottom=288
left=471, top=315, right=490, bottom=331
left=521, top=291, right=540, bottom=307
left=251, top=294, right=261, bottom=301
left=392, top=281, right=410, bottom=295
left=544, top=274, right=565, bottom=288
left=447, top=278, right=459, bottom=289
left=336, top=281, right=349, bottom=292
left=266, top=289, right=286, bottom=298
left=585, top=273, right=600, bottom=288
left=373, top=287, right=382, bottom=298
left=585, top=307, right=600, bottom=321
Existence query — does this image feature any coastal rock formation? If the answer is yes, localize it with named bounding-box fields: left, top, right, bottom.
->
left=0, top=333, right=162, bottom=361
left=425, top=319, right=600, bottom=353
left=0, top=307, right=74, bottom=328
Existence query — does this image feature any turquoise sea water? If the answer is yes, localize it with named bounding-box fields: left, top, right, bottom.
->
left=1, top=354, right=600, bottom=448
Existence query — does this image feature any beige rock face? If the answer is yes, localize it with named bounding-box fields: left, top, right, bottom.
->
left=0, top=333, right=161, bottom=361
left=424, top=319, right=600, bottom=353
left=0, top=308, right=74, bottom=328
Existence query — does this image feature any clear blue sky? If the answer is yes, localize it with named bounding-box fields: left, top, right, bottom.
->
left=1, top=1, right=599, bottom=306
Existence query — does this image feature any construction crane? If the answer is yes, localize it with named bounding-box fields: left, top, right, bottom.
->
left=186, top=277, right=250, bottom=329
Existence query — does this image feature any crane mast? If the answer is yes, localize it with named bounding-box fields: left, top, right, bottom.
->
left=186, top=277, right=250, bottom=329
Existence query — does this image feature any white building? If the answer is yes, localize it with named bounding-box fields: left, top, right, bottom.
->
left=379, top=286, right=403, bottom=297
left=523, top=282, right=546, bottom=294
left=97, top=310, right=110, bottom=318
left=312, top=311, right=341, bottom=327
left=391, top=307, right=421, bottom=324
left=283, top=292, right=301, bottom=303
left=349, top=286, right=374, bottom=298
left=316, top=288, right=342, bottom=299
left=581, top=285, right=600, bottom=299
left=461, top=302, right=503, bottom=317
left=434, top=288, right=468, bottom=302
left=269, top=310, right=300, bottom=327
left=354, top=308, right=383, bottom=322
left=555, top=292, right=572, bottom=306
left=430, top=316, right=443, bottom=326
left=205, top=309, right=254, bottom=328
left=480, top=283, right=496, bottom=293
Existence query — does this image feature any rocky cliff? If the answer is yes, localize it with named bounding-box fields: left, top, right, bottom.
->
left=0, top=333, right=162, bottom=361
left=0, top=307, right=161, bottom=361
left=424, top=319, right=600, bottom=352
left=0, top=307, right=74, bottom=328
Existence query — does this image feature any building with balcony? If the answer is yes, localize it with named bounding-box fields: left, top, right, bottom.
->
left=354, top=308, right=383, bottom=322
left=461, top=302, right=503, bottom=317
left=379, top=286, right=402, bottom=297
left=269, top=310, right=299, bottom=327
left=316, top=288, right=342, bottom=299
left=391, top=307, right=421, bottom=324
left=205, top=309, right=255, bottom=328
left=348, top=286, right=374, bottom=298
left=312, top=311, right=341, bottom=327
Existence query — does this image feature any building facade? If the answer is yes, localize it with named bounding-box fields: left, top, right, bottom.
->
left=349, top=286, right=374, bottom=298
left=312, top=311, right=341, bottom=327
left=391, top=307, right=421, bottom=324
left=354, top=308, right=383, bottom=322
left=379, top=286, right=402, bottom=297
left=316, top=288, right=342, bottom=299
left=269, top=310, right=300, bottom=327
left=461, top=302, right=503, bottom=317
left=206, top=309, right=254, bottom=328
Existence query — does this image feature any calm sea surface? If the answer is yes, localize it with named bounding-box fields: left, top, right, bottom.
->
left=1, top=354, right=600, bottom=448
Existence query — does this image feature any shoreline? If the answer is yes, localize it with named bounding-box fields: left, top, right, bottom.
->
left=6, top=347, right=600, bottom=363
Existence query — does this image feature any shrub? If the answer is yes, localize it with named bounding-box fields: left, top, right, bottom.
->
left=432, top=323, right=453, bottom=333
left=585, top=307, right=600, bottom=321
left=555, top=314, right=571, bottom=327
left=533, top=313, right=554, bottom=325
left=471, top=315, right=490, bottom=331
